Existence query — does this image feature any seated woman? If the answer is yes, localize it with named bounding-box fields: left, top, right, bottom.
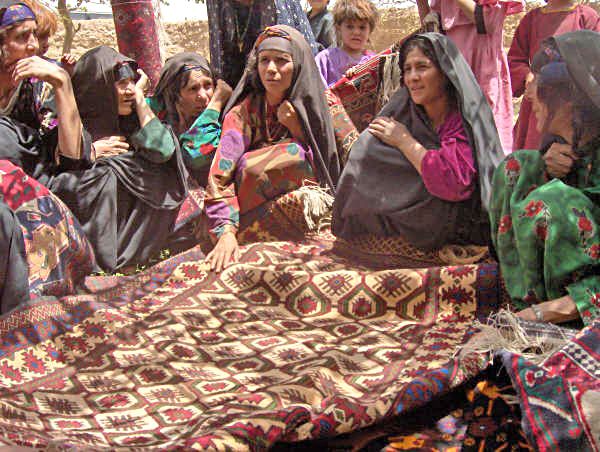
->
left=149, top=52, right=232, bottom=185
left=332, top=33, right=505, bottom=251
left=490, top=30, right=600, bottom=326
left=204, top=25, right=340, bottom=271
left=55, top=46, right=188, bottom=272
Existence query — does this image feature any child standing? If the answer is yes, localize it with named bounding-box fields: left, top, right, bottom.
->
left=509, top=0, right=600, bottom=151
left=307, top=0, right=335, bottom=51
left=315, top=0, right=378, bottom=88
left=417, top=0, right=523, bottom=154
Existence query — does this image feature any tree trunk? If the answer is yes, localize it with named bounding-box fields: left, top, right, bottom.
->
left=57, top=0, right=75, bottom=54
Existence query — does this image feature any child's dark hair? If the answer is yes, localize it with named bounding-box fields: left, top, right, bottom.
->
left=332, top=0, right=378, bottom=31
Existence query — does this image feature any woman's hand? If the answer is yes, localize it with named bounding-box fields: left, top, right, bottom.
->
left=368, top=116, right=415, bottom=150
left=134, top=69, right=150, bottom=102
left=277, top=100, right=305, bottom=141
left=207, top=80, right=233, bottom=112
left=206, top=231, right=241, bottom=272
left=93, top=136, right=129, bottom=159
left=516, top=295, right=580, bottom=324
left=13, top=56, right=69, bottom=87
left=543, top=142, right=577, bottom=179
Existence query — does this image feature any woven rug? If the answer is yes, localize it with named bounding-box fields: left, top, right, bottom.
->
left=0, top=235, right=501, bottom=450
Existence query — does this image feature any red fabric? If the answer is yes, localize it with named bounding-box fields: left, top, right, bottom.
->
left=420, top=110, right=476, bottom=202
left=0, top=160, right=51, bottom=210
left=110, top=0, right=162, bottom=88
left=509, top=5, right=600, bottom=150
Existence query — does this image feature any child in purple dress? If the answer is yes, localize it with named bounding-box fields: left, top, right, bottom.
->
left=315, top=0, right=378, bottom=88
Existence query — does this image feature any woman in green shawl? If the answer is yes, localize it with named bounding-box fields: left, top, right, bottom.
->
left=490, top=30, right=600, bottom=326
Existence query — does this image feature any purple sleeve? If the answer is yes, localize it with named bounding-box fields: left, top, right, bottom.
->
left=420, top=111, right=477, bottom=202
left=315, top=49, right=331, bottom=89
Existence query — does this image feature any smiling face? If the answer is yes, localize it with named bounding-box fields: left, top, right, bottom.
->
left=257, top=49, right=294, bottom=102
left=1, top=20, right=38, bottom=73
left=177, top=69, right=214, bottom=120
left=114, top=77, right=136, bottom=115
left=403, top=47, right=447, bottom=108
left=337, top=18, right=370, bottom=53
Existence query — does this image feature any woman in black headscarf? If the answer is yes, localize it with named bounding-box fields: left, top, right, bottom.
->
left=149, top=52, right=232, bottom=185
left=52, top=46, right=188, bottom=272
left=205, top=25, right=340, bottom=271
left=333, top=33, right=505, bottom=252
left=490, top=30, right=600, bottom=326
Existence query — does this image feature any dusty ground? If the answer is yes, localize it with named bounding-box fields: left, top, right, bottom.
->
left=46, top=7, right=529, bottom=61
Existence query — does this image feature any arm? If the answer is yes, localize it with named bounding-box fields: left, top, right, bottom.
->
left=508, top=12, right=532, bottom=97
left=14, top=56, right=82, bottom=160
left=130, top=69, right=175, bottom=163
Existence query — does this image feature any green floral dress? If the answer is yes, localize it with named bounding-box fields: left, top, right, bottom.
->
left=490, top=144, right=600, bottom=325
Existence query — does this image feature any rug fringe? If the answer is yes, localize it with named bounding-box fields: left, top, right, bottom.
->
left=378, top=52, right=402, bottom=108
left=438, top=244, right=488, bottom=265
left=459, top=309, right=572, bottom=366
left=297, top=182, right=334, bottom=232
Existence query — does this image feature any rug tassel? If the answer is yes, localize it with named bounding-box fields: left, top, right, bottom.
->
left=459, top=309, right=572, bottom=366
left=378, top=52, right=401, bottom=108
left=296, top=182, right=334, bottom=232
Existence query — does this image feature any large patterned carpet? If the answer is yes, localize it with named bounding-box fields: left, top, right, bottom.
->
left=0, top=232, right=500, bottom=449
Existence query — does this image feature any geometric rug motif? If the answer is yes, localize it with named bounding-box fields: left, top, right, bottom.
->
left=0, top=240, right=499, bottom=450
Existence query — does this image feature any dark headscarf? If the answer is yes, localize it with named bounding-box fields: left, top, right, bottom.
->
left=552, top=30, right=600, bottom=111
left=333, top=33, right=505, bottom=250
left=151, top=52, right=214, bottom=128
left=225, top=24, right=340, bottom=192
left=71, top=46, right=139, bottom=140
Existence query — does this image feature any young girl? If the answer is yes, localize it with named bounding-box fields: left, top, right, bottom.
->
left=509, top=0, right=600, bottom=151
left=315, top=0, right=378, bottom=88
left=417, top=0, right=523, bottom=155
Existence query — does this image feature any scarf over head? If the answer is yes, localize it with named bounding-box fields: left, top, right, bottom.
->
left=151, top=52, right=214, bottom=128
left=71, top=46, right=140, bottom=140
left=333, top=33, right=505, bottom=250
left=0, top=2, right=35, bottom=29
left=224, top=24, right=340, bottom=192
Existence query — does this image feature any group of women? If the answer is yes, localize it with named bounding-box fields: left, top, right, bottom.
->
left=0, top=1, right=598, bottom=330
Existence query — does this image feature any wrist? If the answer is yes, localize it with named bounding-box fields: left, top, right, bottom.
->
left=49, top=68, right=69, bottom=89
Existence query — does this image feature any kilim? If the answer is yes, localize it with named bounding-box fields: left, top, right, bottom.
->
left=0, top=229, right=501, bottom=450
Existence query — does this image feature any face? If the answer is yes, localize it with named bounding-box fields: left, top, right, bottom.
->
left=403, top=47, right=447, bottom=108
left=1, top=20, right=38, bottom=73
left=530, top=75, right=573, bottom=135
left=177, top=69, right=214, bottom=119
left=337, top=19, right=370, bottom=53
left=114, top=77, right=136, bottom=115
left=37, top=32, right=49, bottom=56
left=258, top=49, right=294, bottom=100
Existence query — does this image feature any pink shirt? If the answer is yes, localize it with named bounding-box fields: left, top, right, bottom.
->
left=430, top=0, right=523, bottom=154
left=420, top=110, right=476, bottom=202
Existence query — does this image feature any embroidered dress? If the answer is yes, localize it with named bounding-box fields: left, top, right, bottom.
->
left=490, top=147, right=600, bottom=325
left=508, top=5, right=600, bottom=151
left=0, top=160, right=95, bottom=312
left=205, top=94, right=316, bottom=240
left=430, top=0, right=523, bottom=154
left=315, top=47, right=375, bottom=88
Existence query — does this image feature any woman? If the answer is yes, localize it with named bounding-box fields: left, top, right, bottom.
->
left=333, top=33, right=504, bottom=251
left=205, top=25, right=340, bottom=271
left=149, top=52, right=232, bottom=185
left=490, top=30, right=600, bottom=325
left=206, top=0, right=318, bottom=87
left=56, top=46, right=188, bottom=272
left=0, top=3, right=95, bottom=306
left=417, top=0, right=523, bottom=154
